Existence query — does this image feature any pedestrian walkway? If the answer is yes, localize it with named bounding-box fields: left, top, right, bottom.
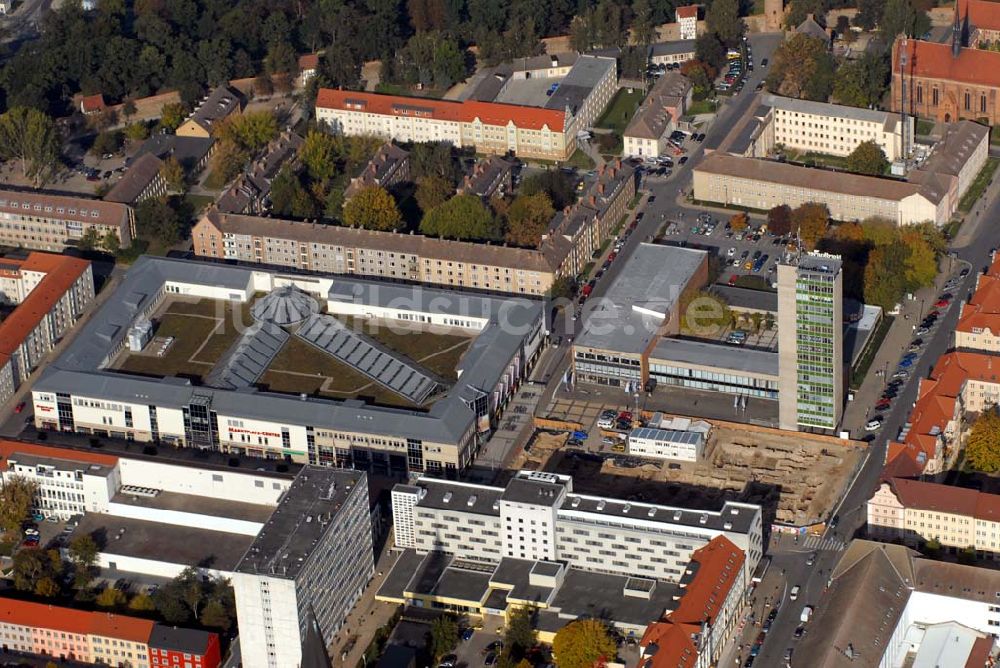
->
left=801, top=535, right=846, bottom=552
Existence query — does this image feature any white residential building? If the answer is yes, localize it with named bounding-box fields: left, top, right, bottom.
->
left=676, top=5, right=699, bottom=40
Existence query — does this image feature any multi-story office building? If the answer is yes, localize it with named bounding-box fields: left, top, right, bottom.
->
left=0, top=188, right=135, bottom=250
left=762, top=94, right=910, bottom=162
left=0, top=598, right=220, bottom=667
left=777, top=252, right=844, bottom=431
left=0, top=252, right=94, bottom=404
left=233, top=467, right=374, bottom=668
left=391, top=470, right=763, bottom=583
left=315, top=89, right=575, bottom=160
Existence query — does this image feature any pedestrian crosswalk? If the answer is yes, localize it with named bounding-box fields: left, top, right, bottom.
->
left=800, top=534, right=847, bottom=551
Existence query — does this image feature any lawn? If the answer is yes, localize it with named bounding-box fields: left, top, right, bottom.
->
left=915, top=118, right=936, bottom=137
left=184, top=194, right=216, bottom=216
left=958, top=157, right=999, bottom=213
left=687, top=99, right=719, bottom=116
left=374, top=82, right=446, bottom=99
left=784, top=149, right=853, bottom=171
left=565, top=149, right=595, bottom=170
left=596, top=89, right=645, bottom=134
left=201, top=169, right=229, bottom=191
left=850, top=314, right=894, bottom=390
left=114, top=299, right=253, bottom=380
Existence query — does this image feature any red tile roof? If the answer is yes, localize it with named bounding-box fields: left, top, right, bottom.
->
left=898, top=38, right=1000, bottom=89
left=0, top=252, right=90, bottom=358
left=676, top=5, right=699, bottom=19
left=0, top=439, right=118, bottom=472
left=316, top=89, right=568, bottom=132
left=640, top=536, right=745, bottom=668
left=883, top=476, right=1000, bottom=522
left=81, top=94, right=106, bottom=114
left=299, top=54, right=320, bottom=71
left=959, top=0, right=1000, bottom=32
left=957, top=270, right=1000, bottom=333
left=0, top=598, right=154, bottom=642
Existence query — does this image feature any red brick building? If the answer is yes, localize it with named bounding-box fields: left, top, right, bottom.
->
left=148, top=625, right=222, bottom=668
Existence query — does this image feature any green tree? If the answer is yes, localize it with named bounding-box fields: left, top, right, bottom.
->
left=78, top=228, right=101, bottom=251
left=630, top=0, right=656, bottom=46
left=429, top=615, right=459, bottom=660
left=502, top=606, right=537, bottom=663
left=201, top=597, right=234, bottom=631
left=846, top=140, right=889, bottom=175
left=416, top=175, right=454, bottom=213
left=966, top=409, right=1000, bottom=472
left=122, top=98, right=137, bottom=122
left=343, top=186, right=402, bottom=231
left=91, top=130, right=123, bottom=157
left=833, top=52, right=889, bottom=108
left=549, top=276, right=577, bottom=300
left=299, top=130, right=341, bottom=183
left=520, top=170, right=575, bottom=209
left=153, top=583, right=193, bottom=624
left=129, top=592, right=157, bottom=611
left=97, top=586, right=128, bottom=608
left=552, top=619, right=617, bottom=668
left=124, top=122, right=150, bottom=143
left=265, top=40, right=298, bottom=76
left=881, top=0, right=929, bottom=40
left=136, top=199, right=182, bottom=245
left=0, top=107, right=61, bottom=186
left=420, top=194, right=500, bottom=241
left=11, top=548, right=60, bottom=593
left=695, top=33, right=726, bottom=71
left=765, top=34, right=835, bottom=101
left=68, top=534, right=99, bottom=590
left=0, top=476, right=38, bottom=533
left=506, top=192, right=554, bottom=247
left=855, top=0, right=883, bottom=30
left=792, top=202, right=830, bottom=250
left=900, top=227, right=938, bottom=289
left=222, top=111, right=279, bottom=153
left=160, top=156, right=186, bottom=193
left=705, top=0, right=744, bottom=47
left=410, top=141, right=458, bottom=185
left=767, top=204, right=793, bottom=236
left=159, top=103, right=186, bottom=132
left=36, top=577, right=61, bottom=597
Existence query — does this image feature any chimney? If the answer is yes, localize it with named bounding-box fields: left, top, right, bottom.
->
left=589, top=196, right=596, bottom=206
left=598, top=183, right=605, bottom=194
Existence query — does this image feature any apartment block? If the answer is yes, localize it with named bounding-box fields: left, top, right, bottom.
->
left=391, top=470, right=763, bottom=583
left=0, top=252, right=94, bottom=404
left=623, top=72, right=693, bottom=158
left=0, top=188, right=135, bottom=250
left=693, top=153, right=947, bottom=225
left=315, top=89, right=575, bottom=161
left=216, top=131, right=304, bottom=214
left=459, top=155, right=516, bottom=201
left=777, top=252, right=843, bottom=431
left=955, top=254, right=1000, bottom=352
left=0, top=599, right=220, bottom=668
left=104, top=153, right=168, bottom=206
left=233, top=468, right=374, bottom=668
left=762, top=94, right=910, bottom=161
left=344, top=142, right=410, bottom=201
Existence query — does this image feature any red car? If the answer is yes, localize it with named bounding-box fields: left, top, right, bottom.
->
left=607, top=252, right=617, bottom=262
left=14, top=402, right=24, bottom=413
left=876, top=399, right=891, bottom=410
left=618, top=411, right=633, bottom=422
left=728, top=275, right=738, bottom=286
left=934, top=299, right=949, bottom=308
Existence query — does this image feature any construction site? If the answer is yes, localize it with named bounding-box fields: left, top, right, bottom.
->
left=512, top=414, right=864, bottom=528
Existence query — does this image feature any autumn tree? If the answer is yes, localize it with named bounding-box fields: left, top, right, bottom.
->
left=299, top=130, right=340, bottom=183
left=506, top=193, right=554, bottom=247
left=160, top=156, right=186, bottom=193
left=68, top=534, right=99, bottom=590
left=158, top=103, right=186, bottom=132
left=97, top=586, right=128, bottom=608
left=847, top=140, right=889, bottom=176
left=552, top=620, right=618, bottom=668
left=221, top=111, right=279, bottom=153
left=12, top=548, right=61, bottom=596
left=124, top=122, right=149, bottom=143
left=765, top=33, right=835, bottom=101
left=767, top=205, right=793, bottom=236
left=0, top=476, right=38, bottom=533
left=129, top=592, right=157, bottom=611
left=0, top=107, right=61, bottom=186
left=967, top=409, right=1000, bottom=472
left=729, top=212, right=749, bottom=232
left=343, top=186, right=402, bottom=231
left=520, top=170, right=575, bottom=209
left=792, top=202, right=830, bottom=250
left=415, top=175, right=454, bottom=213
left=421, top=194, right=501, bottom=241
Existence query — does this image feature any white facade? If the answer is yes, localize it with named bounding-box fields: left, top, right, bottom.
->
left=627, top=428, right=704, bottom=462
left=393, top=471, right=763, bottom=584
left=117, top=458, right=289, bottom=505
left=2, top=455, right=118, bottom=519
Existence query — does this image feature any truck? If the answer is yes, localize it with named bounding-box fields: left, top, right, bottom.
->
left=800, top=605, right=813, bottom=624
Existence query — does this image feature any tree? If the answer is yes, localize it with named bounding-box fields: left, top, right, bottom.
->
left=630, top=0, right=656, bottom=46
left=881, top=0, right=929, bottom=40
left=552, top=620, right=617, bottom=668
left=136, top=199, right=182, bottom=246
left=835, top=15, right=855, bottom=41
left=0, top=107, right=61, bottom=187
left=846, top=140, right=889, bottom=176
left=421, top=194, right=501, bottom=241
left=549, top=276, right=576, bottom=300
left=792, top=202, right=830, bottom=250
left=833, top=52, right=889, bottom=108
left=681, top=60, right=718, bottom=100
left=201, top=597, right=234, bottom=631
left=222, top=111, right=279, bottom=153
left=122, top=98, right=137, bottom=122
left=265, top=40, right=298, bottom=77
left=160, top=156, right=186, bottom=193
left=520, top=170, right=575, bottom=209
left=78, top=228, right=101, bottom=251
left=0, top=476, right=38, bottom=533
left=506, top=193, right=554, bottom=247
left=129, top=592, right=157, bottom=611
left=343, top=186, right=402, bottom=231
left=410, top=141, right=458, bottom=185
left=91, top=130, right=123, bottom=157
left=966, top=409, right=1000, bottom=472
left=124, top=122, right=150, bottom=143
left=97, top=586, right=127, bottom=608
left=765, top=34, right=835, bottom=101
left=253, top=74, right=275, bottom=97
left=159, top=103, right=186, bottom=132
left=68, top=534, right=99, bottom=590
left=695, top=33, right=727, bottom=71
left=729, top=212, right=749, bottom=232
left=767, top=205, right=793, bottom=236
left=429, top=615, right=459, bottom=660
left=299, top=130, right=341, bottom=183
left=416, top=175, right=454, bottom=213
left=705, top=0, right=744, bottom=47
left=11, top=548, right=60, bottom=594
left=855, top=0, right=883, bottom=30
left=502, top=606, right=537, bottom=664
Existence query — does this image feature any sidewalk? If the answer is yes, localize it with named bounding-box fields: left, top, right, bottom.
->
left=953, top=165, right=1000, bottom=248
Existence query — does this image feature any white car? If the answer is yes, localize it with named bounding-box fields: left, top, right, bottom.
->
left=727, top=247, right=736, bottom=257
left=865, top=419, right=882, bottom=431
left=790, top=585, right=800, bottom=600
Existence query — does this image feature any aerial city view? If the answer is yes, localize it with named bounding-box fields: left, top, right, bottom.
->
left=4, top=0, right=1000, bottom=666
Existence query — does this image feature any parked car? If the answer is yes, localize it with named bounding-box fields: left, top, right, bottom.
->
left=865, top=419, right=883, bottom=431
left=14, top=402, right=24, bottom=413
left=790, top=585, right=801, bottom=600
